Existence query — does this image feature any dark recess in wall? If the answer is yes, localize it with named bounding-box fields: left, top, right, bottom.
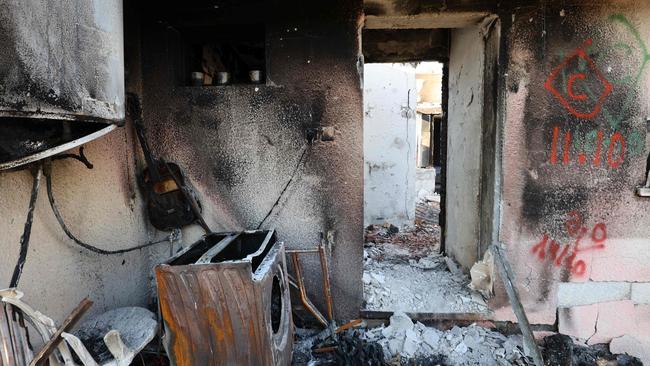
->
left=363, top=29, right=450, bottom=63
left=145, top=0, right=266, bottom=86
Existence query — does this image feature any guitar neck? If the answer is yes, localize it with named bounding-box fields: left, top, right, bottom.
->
left=134, top=118, right=163, bottom=182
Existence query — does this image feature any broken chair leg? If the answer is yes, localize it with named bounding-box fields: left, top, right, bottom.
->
left=29, top=298, right=93, bottom=366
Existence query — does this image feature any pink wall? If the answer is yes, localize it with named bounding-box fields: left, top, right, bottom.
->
left=494, top=1, right=650, bottom=362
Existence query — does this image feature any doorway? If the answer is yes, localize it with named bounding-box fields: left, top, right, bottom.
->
left=361, top=18, right=500, bottom=316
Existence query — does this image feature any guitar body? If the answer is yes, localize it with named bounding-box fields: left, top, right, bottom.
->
left=128, top=92, right=209, bottom=233
left=143, top=161, right=200, bottom=231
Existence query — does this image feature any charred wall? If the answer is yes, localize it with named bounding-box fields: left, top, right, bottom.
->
left=496, top=0, right=650, bottom=325
left=138, top=0, right=364, bottom=319
left=131, top=0, right=650, bottom=328
left=0, top=0, right=166, bottom=335
left=362, top=2, right=650, bottom=340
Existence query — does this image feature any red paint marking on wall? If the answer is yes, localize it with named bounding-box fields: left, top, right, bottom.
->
left=593, top=130, right=603, bottom=166
left=572, top=261, right=587, bottom=276
left=550, top=126, right=560, bottom=164
left=531, top=234, right=549, bottom=260
left=548, top=128, right=629, bottom=169
left=563, top=131, right=571, bottom=164
left=530, top=212, right=606, bottom=276
left=607, top=132, right=625, bottom=169
left=544, top=39, right=613, bottom=119
left=591, top=223, right=607, bottom=243
left=567, top=73, right=588, bottom=101
left=549, top=240, right=560, bottom=259
left=554, top=244, right=570, bottom=266
left=565, top=211, right=583, bottom=236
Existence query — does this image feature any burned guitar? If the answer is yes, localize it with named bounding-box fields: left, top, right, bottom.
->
left=127, top=93, right=210, bottom=232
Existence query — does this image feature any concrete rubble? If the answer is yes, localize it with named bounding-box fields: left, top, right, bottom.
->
left=293, top=313, right=644, bottom=365
left=292, top=312, right=534, bottom=365
left=363, top=197, right=490, bottom=314
left=363, top=229, right=489, bottom=313
left=364, top=312, right=532, bottom=365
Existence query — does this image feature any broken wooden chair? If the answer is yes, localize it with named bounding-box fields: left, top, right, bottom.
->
left=0, top=288, right=158, bottom=366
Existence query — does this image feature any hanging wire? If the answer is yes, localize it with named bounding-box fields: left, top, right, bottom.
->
left=256, top=145, right=308, bottom=230
left=10, top=163, right=43, bottom=287
left=44, top=160, right=179, bottom=255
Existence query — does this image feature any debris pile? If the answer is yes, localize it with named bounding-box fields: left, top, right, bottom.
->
left=292, top=313, right=644, bottom=365
left=415, top=196, right=440, bottom=226
left=541, top=334, right=642, bottom=366
left=363, top=312, right=532, bottom=365
left=363, top=198, right=491, bottom=313
left=292, top=312, right=534, bottom=365
left=293, top=327, right=386, bottom=365
left=363, top=242, right=488, bottom=313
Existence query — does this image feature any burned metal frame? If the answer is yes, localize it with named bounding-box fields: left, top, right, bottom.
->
left=288, top=251, right=328, bottom=327
left=0, top=125, right=117, bottom=171
left=286, top=242, right=334, bottom=328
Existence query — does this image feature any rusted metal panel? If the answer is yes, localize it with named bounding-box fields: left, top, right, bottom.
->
left=156, top=231, right=293, bottom=366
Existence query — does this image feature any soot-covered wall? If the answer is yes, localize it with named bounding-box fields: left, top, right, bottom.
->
left=138, top=1, right=364, bottom=319
left=497, top=0, right=650, bottom=336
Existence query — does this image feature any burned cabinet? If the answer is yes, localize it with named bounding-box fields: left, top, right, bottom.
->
left=156, top=230, right=293, bottom=366
left=0, top=0, right=124, bottom=170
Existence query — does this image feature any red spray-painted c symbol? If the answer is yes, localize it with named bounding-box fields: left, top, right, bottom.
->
left=567, top=73, right=588, bottom=101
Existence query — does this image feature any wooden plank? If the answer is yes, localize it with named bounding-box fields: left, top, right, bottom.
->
left=490, top=244, right=544, bottom=366
left=29, top=298, right=93, bottom=366
left=360, top=310, right=489, bottom=322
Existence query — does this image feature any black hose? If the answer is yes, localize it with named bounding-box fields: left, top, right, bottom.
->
left=45, top=163, right=174, bottom=255
left=10, top=164, right=43, bottom=288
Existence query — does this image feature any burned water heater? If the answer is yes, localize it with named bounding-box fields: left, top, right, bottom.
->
left=0, top=0, right=124, bottom=170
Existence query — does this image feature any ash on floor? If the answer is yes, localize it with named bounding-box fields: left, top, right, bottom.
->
left=292, top=312, right=532, bottom=366
left=363, top=200, right=489, bottom=314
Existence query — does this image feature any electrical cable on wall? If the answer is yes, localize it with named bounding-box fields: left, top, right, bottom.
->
left=9, top=163, right=43, bottom=288
left=44, top=157, right=178, bottom=255
left=257, top=145, right=309, bottom=229
left=404, top=88, right=413, bottom=221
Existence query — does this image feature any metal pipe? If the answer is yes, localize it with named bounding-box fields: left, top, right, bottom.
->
left=290, top=253, right=328, bottom=327
left=335, top=319, right=362, bottom=334
left=318, top=245, right=334, bottom=322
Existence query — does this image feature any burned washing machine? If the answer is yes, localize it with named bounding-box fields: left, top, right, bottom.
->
left=155, top=230, right=293, bottom=366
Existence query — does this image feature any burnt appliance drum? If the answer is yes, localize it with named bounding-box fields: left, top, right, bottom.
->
left=0, top=0, right=124, bottom=170
left=156, top=230, right=293, bottom=366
